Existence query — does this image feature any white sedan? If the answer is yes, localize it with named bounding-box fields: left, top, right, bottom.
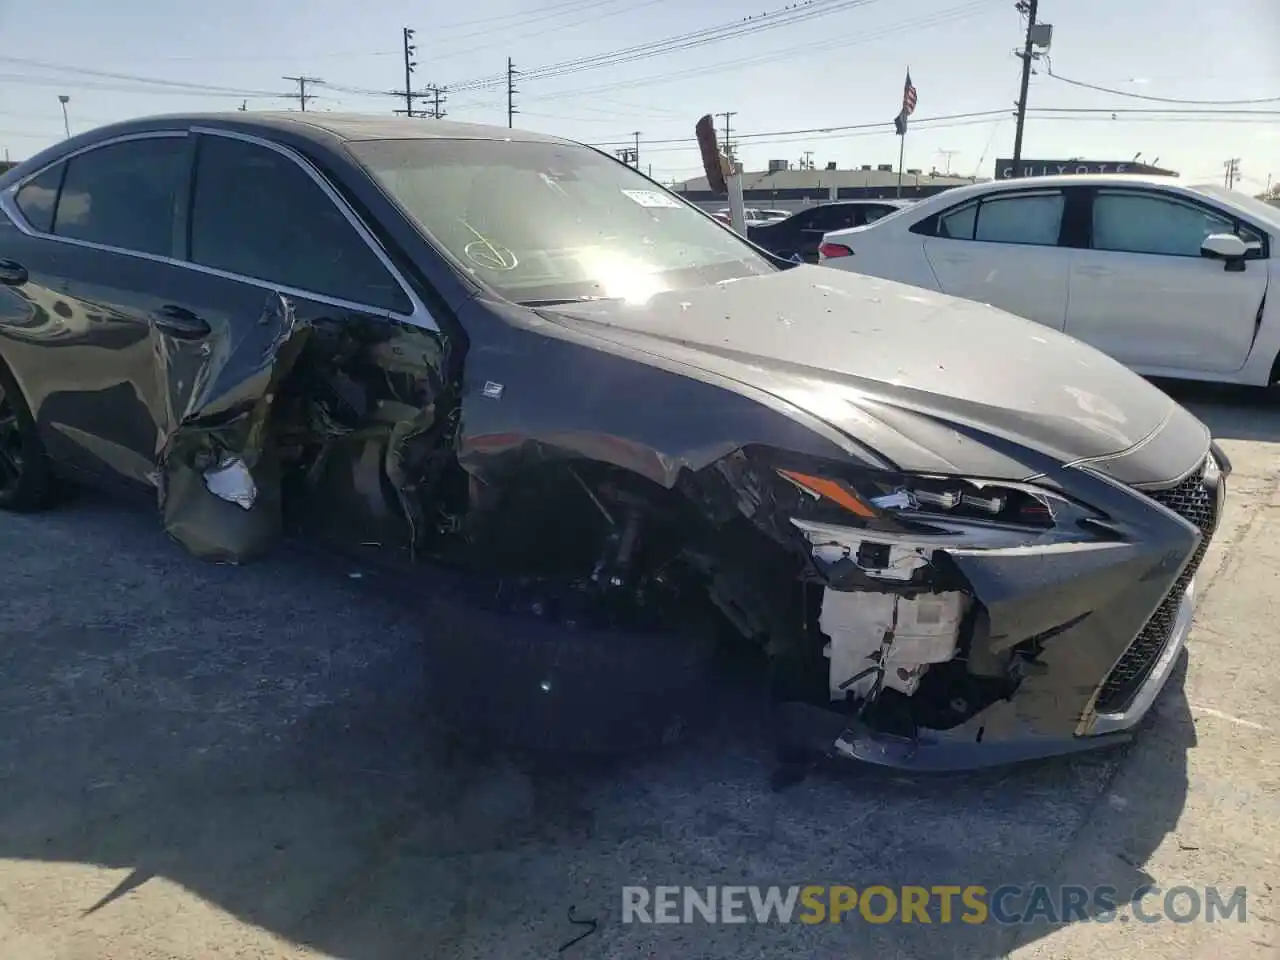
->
left=818, top=174, right=1279, bottom=386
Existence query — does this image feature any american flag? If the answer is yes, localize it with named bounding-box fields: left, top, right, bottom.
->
left=894, top=69, right=917, bottom=136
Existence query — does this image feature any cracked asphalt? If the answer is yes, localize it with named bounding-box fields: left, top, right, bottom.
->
left=0, top=382, right=1276, bottom=959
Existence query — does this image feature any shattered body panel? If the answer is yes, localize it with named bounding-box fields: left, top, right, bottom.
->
left=0, top=112, right=1229, bottom=771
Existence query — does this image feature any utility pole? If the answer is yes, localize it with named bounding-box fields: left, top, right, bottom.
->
left=715, top=111, right=737, bottom=164
left=402, top=27, right=418, bottom=117
left=282, top=75, right=321, bottom=112
left=632, top=131, right=641, bottom=169
left=507, top=58, right=519, bottom=128
left=937, top=149, right=958, bottom=174
left=427, top=84, right=448, bottom=120
left=1224, top=158, right=1241, bottom=189
left=803, top=150, right=813, bottom=171
left=1011, top=0, right=1040, bottom=178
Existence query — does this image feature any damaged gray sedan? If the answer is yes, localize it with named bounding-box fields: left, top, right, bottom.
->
left=0, top=113, right=1227, bottom=770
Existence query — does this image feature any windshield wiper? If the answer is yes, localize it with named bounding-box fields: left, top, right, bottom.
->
left=516, top=296, right=616, bottom=306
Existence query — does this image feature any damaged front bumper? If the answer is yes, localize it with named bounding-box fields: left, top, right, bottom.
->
left=769, top=452, right=1224, bottom=772
left=781, top=578, right=1196, bottom=773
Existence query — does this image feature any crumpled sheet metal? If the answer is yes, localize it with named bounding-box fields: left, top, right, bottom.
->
left=154, top=292, right=312, bottom=563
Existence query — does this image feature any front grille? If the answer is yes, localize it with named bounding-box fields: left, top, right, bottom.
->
left=1093, top=459, right=1220, bottom=715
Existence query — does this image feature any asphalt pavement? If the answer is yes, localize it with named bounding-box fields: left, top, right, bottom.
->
left=0, top=382, right=1276, bottom=960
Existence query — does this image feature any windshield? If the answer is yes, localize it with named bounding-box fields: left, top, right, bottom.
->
left=350, top=138, right=776, bottom=304
left=1190, top=183, right=1280, bottom=232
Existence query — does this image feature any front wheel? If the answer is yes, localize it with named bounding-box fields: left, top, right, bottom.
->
left=0, top=360, right=56, bottom=511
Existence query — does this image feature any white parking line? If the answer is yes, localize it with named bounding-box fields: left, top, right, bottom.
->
left=1188, top=703, right=1271, bottom=732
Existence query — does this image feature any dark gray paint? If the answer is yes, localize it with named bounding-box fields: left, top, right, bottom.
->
left=544, top=265, right=1206, bottom=484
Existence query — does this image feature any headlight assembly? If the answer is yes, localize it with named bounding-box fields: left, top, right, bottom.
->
left=775, top=467, right=1110, bottom=551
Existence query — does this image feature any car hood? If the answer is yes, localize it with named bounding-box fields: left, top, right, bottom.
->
left=540, top=266, right=1208, bottom=482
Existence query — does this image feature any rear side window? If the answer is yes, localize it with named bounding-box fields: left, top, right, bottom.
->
left=14, top=164, right=65, bottom=233
left=938, top=202, right=977, bottom=239
left=929, top=191, right=1064, bottom=246
left=54, top=138, right=186, bottom=256
left=189, top=135, right=410, bottom=313
left=974, top=193, right=1064, bottom=245
left=809, top=206, right=857, bottom=231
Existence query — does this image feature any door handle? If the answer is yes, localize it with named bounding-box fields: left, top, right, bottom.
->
left=0, top=259, right=28, bottom=286
left=152, top=304, right=211, bottom=338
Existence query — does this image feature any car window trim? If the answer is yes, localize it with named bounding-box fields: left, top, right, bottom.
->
left=0, top=128, right=439, bottom=332
left=4, top=131, right=189, bottom=257
left=1086, top=187, right=1271, bottom=260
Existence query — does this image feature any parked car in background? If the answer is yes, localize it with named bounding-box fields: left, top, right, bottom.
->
left=717, top=206, right=790, bottom=225
left=749, top=199, right=908, bottom=262
left=819, top=175, right=1280, bottom=386
left=0, top=115, right=1227, bottom=770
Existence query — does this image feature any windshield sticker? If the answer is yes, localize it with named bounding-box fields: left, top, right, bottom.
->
left=621, top=189, right=683, bottom=209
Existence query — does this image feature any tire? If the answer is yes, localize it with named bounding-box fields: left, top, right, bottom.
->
left=0, top=358, right=56, bottom=512
left=421, top=587, right=717, bottom=756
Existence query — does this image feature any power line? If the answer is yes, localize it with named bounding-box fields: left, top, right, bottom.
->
left=592, top=109, right=1009, bottom=148
left=431, top=0, right=665, bottom=59
left=0, top=55, right=289, bottom=97
left=434, top=0, right=639, bottom=33
left=512, top=1, right=991, bottom=105
left=1044, top=66, right=1280, bottom=106
left=447, top=0, right=883, bottom=91
left=282, top=75, right=322, bottom=112
left=1031, top=106, right=1280, bottom=116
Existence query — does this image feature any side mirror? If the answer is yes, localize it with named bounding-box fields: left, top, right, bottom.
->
left=1200, top=233, right=1249, bottom=261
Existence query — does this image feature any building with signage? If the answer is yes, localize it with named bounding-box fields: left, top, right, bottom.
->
left=993, top=158, right=1179, bottom=180
left=672, top=161, right=982, bottom=208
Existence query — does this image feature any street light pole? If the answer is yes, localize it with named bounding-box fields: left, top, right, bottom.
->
left=58, top=95, right=70, bottom=138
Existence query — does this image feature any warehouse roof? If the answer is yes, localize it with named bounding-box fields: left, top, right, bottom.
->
left=673, top=167, right=982, bottom=192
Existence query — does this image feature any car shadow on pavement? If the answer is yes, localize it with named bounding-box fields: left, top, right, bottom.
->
left=0, top=492, right=1192, bottom=959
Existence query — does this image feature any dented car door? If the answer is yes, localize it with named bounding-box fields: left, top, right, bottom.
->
left=152, top=128, right=445, bottom=562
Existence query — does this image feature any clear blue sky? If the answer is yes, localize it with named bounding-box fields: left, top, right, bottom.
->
left=1, top=0, right=1277, bottom=191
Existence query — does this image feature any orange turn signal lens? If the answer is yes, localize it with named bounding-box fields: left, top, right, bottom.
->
left=777, top=470, right=876, bottom=518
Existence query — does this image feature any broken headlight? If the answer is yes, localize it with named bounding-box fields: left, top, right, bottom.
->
left=776, top=467, right=1107, bottom=550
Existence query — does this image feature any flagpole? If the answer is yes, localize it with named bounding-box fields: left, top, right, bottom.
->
left=896, top=130, right=905, bottom=198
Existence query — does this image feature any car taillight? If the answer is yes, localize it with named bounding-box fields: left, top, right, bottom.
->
left=819, top=242, right=853, bottom=259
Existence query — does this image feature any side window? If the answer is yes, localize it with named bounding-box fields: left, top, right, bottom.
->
left=861, top=206, right=893, bottom=225
left=14, top=163, right=65, bottom=233
left=937, top=202, right=977, bottom=240
left=809, top=206, right=856, bottom=231
left=54, top=138, right=186, bottom=256
left=189, top=135, right=411, bottom=313
left=973, top=192, right=1064, bottom=246
left=1092, top=191, right=1236, bottom=257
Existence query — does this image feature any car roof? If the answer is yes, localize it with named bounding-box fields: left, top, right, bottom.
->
left=917, top=173, right=1183, bottom=204
left=0, top=112, right=584, bottom=188
left=105, top=111, right=573, bottom=144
